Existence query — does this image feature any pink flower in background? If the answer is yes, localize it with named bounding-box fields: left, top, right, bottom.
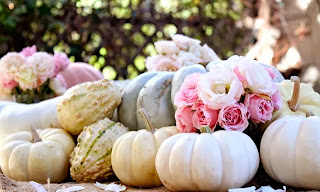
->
left=171, top=34, right=200, bottom=50
left=201, top=44, right=220, bottom=62
left=0, top=52, right=26, bottom=79
left=244, top=94, right=274, bottom=123
left=175, top=105, right=196, bottom=133
left=146, top=55, right=179, bottom=71
left=192, top=100, right=219, bottom=131
left=218, top=103, right=250, bottom=132
left=53, top=52, right=70, bottom=75
left=154, top=40, right=179, bottom=55
left=20, top=45, right=37, bottom=57
left=27, top=52, right=55, bottom=84
left=1, top=74, right=18, bottom=89
left=174, top=73, right=201, bottom=107
left=271, top=88, right=282, bottom=110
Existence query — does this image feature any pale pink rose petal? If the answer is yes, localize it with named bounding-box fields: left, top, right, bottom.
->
left=20, top=45, right=37, bottom=57
left=191, top=100, right=219, bottom=131
left=175, top=106, right=196, bottom=133
left=146, top=55, right=179, bottom=71
left=265, top=67, right=277, bottom=80
left=271, top=88, right=282, bottom=110
left=244, top=94, right=274, bottom=124
left=233, top=65, right=248, bottom=87
left=174, top=73, right=201, bottom=107
left=154, top=40, right=179, bottom=55
left=53, top=52, right=70, bottom=75
left=218, top=103, right=250, bottom=132
left=2, top=77, right=18, bottom=89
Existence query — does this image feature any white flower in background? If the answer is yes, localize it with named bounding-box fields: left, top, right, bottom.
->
left=49, top=74, right=67, bottom=95
left=175, top=51, right=202, bottom=68
left=198, top=66, right=244, bottom=110
left=187, top=43, right=202, bottom=58
left=146, top=55, right=179, bottom=71
left=15, top=64, right=37, bottom=91
left=229, top=55, right=276, bottom=96
left=27, top=52, right=55, bottom=84
left=201, top=44, right=220, bottom=62
left=0, top=52, right=26, bottom=79
left=171, top=34, right=201, bottom=50
left=154, top=40, right=179, bottom=55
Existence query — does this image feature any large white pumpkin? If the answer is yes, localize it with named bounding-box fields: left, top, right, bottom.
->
left=261, top=115, right=320, bottom=189
left=155, top=131, right=259, bottom=191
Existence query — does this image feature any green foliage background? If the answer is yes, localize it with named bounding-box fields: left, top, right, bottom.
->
left=0, top=0, right=254, bottom=79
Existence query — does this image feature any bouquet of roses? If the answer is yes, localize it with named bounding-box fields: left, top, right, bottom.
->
left=174, top=55, right=282, bottom=133
left=146, top=34, right=220, bottom=71
left=0, top=45, right=70, bottom=103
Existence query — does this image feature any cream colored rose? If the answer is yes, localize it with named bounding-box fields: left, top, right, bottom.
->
left=201, top=44, right=220, bottom=62
left=27, top=52, right=55, bottom=84
left=155, top=40, right=179, bottom=55
left=15, top=64, right=37, bottom=91
left=171, top=34, right=200, bottom=50
left=0, top=52, right=26, bottom=79
left=146, top=55, right=179, bottom=71
left=175, top=51, right=202, bottom=68
left=229, top=55, right=276, bottom=96
left=198, top=67, right=244, bottom=110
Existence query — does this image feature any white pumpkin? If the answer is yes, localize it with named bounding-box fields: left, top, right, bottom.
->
left=155, top=131, right=259, bottom=191
left=261, top=115, right=320, bottom=189
left=0, top=127, right=75, bottom=183
left=111, top=109, right=178, bottom=187
left=0, top=97, right=61, bottom=152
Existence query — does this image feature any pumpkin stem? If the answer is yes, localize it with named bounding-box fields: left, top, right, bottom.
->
left=307, top=111, right=314, bottom=117
left=288, top=76, right=300, bottom=112
left=138, top=108, right=155, bottom=134
left=28, top=126, right=42, bottom=143
left=200, top=126, right=213, bottom=134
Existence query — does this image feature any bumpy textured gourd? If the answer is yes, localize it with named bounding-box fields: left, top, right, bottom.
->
left=261, top=115, right=320, bottom=189
left=70, top=117, right=129, bottom=182
left=57, top=79, right=122, bottom=135
left=0, top=97, right=62, bottom=154
left=111, top=108, right=178, bottom=187
left=0, top=128, right=75, bottom=183
left=155, top=131, right=259, bottom=191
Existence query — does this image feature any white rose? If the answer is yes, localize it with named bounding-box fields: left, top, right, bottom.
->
left=0, top=52, right=26, bottom=79
left=146, top=55, right=179, bottom=71
left=171, top=34, right=200, bottom=50
left=155, top=41, right=179, bottom=55
left=15, top=64, right=37, bottom=91
left=27, top=52, right=55, bottom=84
left=49, top=75, right=67, bottom=95
left=201, top=44, right=220, bottom=62
left=175, top=51, right=202, bottom=68
left=229, top=55, right=276, bottom=96
left=198, top=67, right=244, bottom=110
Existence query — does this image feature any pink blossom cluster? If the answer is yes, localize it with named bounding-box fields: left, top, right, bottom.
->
left=146, top=34, right=220, bottom=71
left=0, top=45, right=70, bottom=99
left=174, top=55, right=282, bottom=133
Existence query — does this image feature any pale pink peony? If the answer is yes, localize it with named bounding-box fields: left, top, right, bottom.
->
left=154, top=40, right=179, bottom=55
left=53, top=52, right=70, bottom=75
left=229, top=55, right=276, bottom=96
left=175, top=106, right=196, bottom=133
left=171, top=34, right=200, bottom=50
left=244, top=93, right=274, bottom=123
left=20, top=45, right=37, bottom=57
left=192, top=100, right=219, bottom=131
left=0, top=52, right=26, bottom=79
left=27, top=52, right=55, bottom=84
left=218, top=103, right=250, bottom=132
left=198, top=67, right=244, bottom=110
left=146, top=55, right=179, bottom=71
left=49, top=74, right=67, bottom=96
left=15, top=64, right=37, bottom=91
left=271, top=88, right=282, bottom=110
left=174, top=73, right=201, bottom=107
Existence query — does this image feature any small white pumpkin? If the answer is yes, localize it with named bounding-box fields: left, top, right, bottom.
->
left=111, top=109, right=178, bottom=187
left=0, top=127, right=75, bottom=183
left=155, top=130, right=259, bottom=191
left=261, top=115, right=320, bottom=189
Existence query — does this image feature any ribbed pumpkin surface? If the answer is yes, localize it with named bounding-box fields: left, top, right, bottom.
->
left=70, top=118, right=128, bottom=182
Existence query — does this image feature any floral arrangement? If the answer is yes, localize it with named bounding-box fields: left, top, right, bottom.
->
left=174, top=55, right=282, bottom=133
left=146, top=34, right=220, bottom=71
left=0, top=45, right=70, bottom=103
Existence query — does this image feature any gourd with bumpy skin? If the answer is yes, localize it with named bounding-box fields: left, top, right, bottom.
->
left=111, top=109, right=178, bottom=188
left=57, top=79, right=122, bottom=135
left=155, top=130, right=259, bottom=192
left=70, top=117, right=129, bottom=182
left=260, top=76, right=320, bottom=131
left=261, top=115, right=320, bottom=189
left=0, top=127, right=75, bottom=183
left=0, top=97, right=62, bottom=153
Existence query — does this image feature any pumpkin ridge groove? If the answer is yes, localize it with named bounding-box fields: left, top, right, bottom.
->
left=81, top=122, right=116, bottom=165
left=215, top=134, right=223, bottom=192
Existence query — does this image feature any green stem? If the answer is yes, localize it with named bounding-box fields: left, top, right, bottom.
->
left=288, top=76, right=300, bottom=112
left=138, top=108, right=155, bottom=133
left=200, top=126, right=213, bottom=134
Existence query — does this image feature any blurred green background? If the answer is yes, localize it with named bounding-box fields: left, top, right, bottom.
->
left=0, top=0, right=255, bottom=80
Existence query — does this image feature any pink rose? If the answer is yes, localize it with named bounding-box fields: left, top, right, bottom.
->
left=174, top=73, right=201, bottom=107
left=20, top=45, right=37, bottom=57
left=218, top=103, right=250, bottom=132
left=244, top=94, right=274, bottom=123
left=53, top=52, right=70, bottom=75
left=175, top=106, right=196, bottom=133
left=271, top=88, right=282, bottom=110
left=27, top=52, right=55, bottom=84
left=146, top=55, right=179, bottom=71
left=1, top=75, right=18, bottom=89
left=192, top=100, right=219, bottom=131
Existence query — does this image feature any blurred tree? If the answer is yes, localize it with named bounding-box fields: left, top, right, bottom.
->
left=0, top=0, right=255, bottom=79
